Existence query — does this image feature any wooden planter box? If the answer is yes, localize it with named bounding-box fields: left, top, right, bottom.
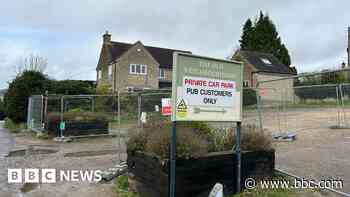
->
left=127, top=150, right=275, bottom=197
left=46, top=121, right=109, bottom=136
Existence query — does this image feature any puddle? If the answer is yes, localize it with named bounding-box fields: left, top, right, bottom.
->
left=7, top=148, right=58, bottom=157
left=64, top=149, right=117, bottom=157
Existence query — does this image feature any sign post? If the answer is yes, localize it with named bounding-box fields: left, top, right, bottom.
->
left=170, top=52, right=243, bottom=197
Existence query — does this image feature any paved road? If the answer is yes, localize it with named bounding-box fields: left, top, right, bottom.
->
left=0, top=121, right=13, bottom=158
left=0, top=121, right=21, bottom=197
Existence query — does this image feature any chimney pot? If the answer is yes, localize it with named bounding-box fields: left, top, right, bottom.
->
left=103, top=31, right=111, bottom=44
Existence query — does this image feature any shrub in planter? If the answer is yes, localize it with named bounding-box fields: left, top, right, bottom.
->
left=127, top=122, right=274, bottom=196
left=127, top=121, right=272, bottom=159
left=46, top=111, right=110, bottom=136
left=128, top=121, right=209, bottom=159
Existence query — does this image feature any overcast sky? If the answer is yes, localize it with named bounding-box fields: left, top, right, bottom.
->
left=0, top=0, right=349, bottom=89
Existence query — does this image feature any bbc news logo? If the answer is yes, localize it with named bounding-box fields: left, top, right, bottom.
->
left=8, top=169, right=102, bottom=183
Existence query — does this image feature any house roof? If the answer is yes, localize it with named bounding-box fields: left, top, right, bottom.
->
left=237, top=50, right=296, bottom=75
left=109, top=41, right=191, bottom=69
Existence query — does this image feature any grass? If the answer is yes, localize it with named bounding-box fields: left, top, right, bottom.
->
left=34, top=131, right=49, bottom=140
left=115, top=175, right=138, bottom=197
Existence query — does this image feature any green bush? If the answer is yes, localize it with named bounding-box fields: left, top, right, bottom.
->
left=4, top=71, right=50, bottom=123
left=127, top=121, right=210, bottom=159
left=208, top=124, right=272, bottom=152
left=47, top=111, right=111, bottom=123
left=128, top=122, right=273, bottom=159
left=4, top=118, right=25, bottom=133
left=35, top=132, right=49, bottom=139
left=48, top=80, right=95, bottom=95
left=243, top=88, right=257, bottom=106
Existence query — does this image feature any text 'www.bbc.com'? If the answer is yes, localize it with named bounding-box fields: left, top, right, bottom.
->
left=244, top=177, right=344, bottom=190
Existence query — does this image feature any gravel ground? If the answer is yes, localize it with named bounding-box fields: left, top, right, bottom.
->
left=0, top=122, right=127, bottom=197
left=244, top=107, right=350, bottom=196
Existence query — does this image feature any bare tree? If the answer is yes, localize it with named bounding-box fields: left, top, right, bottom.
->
left=16, top=54, right=48, bottom=75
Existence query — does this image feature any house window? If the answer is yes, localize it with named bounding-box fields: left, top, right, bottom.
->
left=261, top=58, right=272, bottom=65
left=129, top=64, right=147, bottom=75
left=127, top=87, right=134, bottom=92
left=243, top=80, right=250, bottom=87
left=108, top=65, right=113, bottom=80
left=98, top=70, right=102, bottom=80
left=159, top=68, right=165, bottom=79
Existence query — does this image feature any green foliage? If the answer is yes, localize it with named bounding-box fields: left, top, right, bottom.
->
left=128, top=121, right=272, bottom=159
left=115, top=175, right=138, bottom=197
left=48, top=80, right=95, bottom=95
left=117, top=175, right=129, bottom=191
left=4, top=71, right=50, bottom=123
left=239, top=11, right=292, bottom=67
left=208, top=124, right=272, bottom=152
left=35, top=132, right=49, bottom=139
left=96, top=82, right=111, bottom=94
left=4, top=118, right=25, bottom=133
left=0, top=99, right=4, bottom=119
left=47, top=111, right=111, bottom=123
left=127, top=121, right=210, bottom=159
left=243, top=89, right=257, bottom=106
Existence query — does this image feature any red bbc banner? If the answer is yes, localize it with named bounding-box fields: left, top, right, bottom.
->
left=161, top=98, right=172, bottom=116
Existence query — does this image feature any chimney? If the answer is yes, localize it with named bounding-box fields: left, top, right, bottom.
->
left=103, top=31, right=111, bottom=44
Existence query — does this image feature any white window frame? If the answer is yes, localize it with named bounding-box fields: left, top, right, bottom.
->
left=126, top=86, right=134, bottom=92
left=129, top=64, right=147, bottom=75
left=98, top=70, right=102, bottom=80
left=159, top=68, right=165, bottom=79
left=243, top=80, right=250, bottom=87
left=261, top=58, right=272, bottom=65
left=108, top=65, right=113, bottom=81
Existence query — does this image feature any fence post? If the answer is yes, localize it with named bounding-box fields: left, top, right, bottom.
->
left=256, top=89, right=264, bottom=133
left=236, top=121, right=242, bottom=193
left=118, top=91, right=121, bottom=125
left=60, top=96, right=64, bottom=138
left=336, top=85, right=341, bottom=127
left=339, top=84, right=346, bottom=124
left=43, top=91, right=48, bottom=130
left=27, top=97, right=32, bottom=130
left=138, top=93, right=141, bottom=128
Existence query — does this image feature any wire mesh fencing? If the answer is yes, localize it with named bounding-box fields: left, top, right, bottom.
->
left=27, top=95, right=44, bottom=132
left=255, top=69, right=350, bottom=194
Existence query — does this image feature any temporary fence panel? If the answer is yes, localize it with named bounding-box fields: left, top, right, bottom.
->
left=27, top=95, right=44, bottom=132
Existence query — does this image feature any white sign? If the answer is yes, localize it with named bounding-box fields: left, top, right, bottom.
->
left=172, top=53, right=243, bottom=122
left=161, top=98, right=172, bottom=116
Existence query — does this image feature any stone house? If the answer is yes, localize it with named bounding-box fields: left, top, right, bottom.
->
left=96, top=31, right=191, bottom=92
left=233, top=50, right=297, bottom=100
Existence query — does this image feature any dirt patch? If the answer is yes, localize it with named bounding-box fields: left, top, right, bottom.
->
left=64, top=149, right=117, bottom=157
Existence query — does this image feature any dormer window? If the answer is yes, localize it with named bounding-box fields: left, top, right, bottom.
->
left=159, top=68, right=165, bottom=79
left=261, top=58, right=272, bottom=65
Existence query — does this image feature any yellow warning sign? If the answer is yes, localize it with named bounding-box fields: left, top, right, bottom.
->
left=176, top=99, right=188, bottom=118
